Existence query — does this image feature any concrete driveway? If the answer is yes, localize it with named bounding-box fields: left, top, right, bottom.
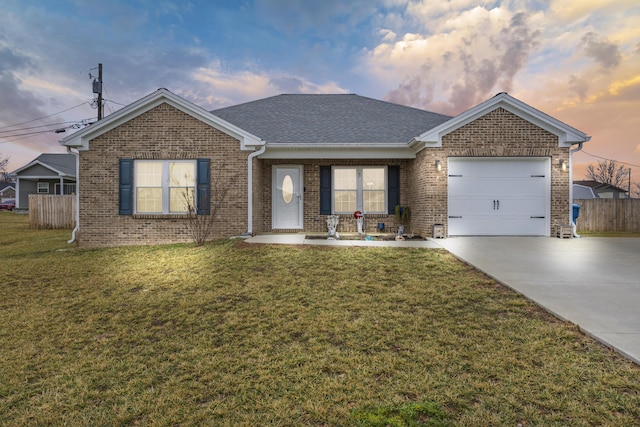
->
left=435, top=237, right=640, bottom=365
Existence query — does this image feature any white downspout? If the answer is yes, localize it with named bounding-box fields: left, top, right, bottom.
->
left=570, top=141, right=585, bottom=238
left=15, top=178, right=20, bottom=210
left=67, top=147, right=80, bottom=244
left=244, top=144, right=266, bottom=237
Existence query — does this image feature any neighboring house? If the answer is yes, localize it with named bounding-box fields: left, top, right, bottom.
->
left=0, top=182, right=16, bottom=202
left=10, top=153, right=77, bottom=210
left=573, top=180, right=629, bottom=199
left=572, top=183, right=599, bottom=199
left=60, top=88, right=590, bottom=248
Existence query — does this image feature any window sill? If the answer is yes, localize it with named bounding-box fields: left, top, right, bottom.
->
left=333, top=213, right=389, bottom=217
left=133, top=214, right=193, bottom=220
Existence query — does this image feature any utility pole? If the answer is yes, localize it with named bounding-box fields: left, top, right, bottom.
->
left=92, top=63, right=103, bottom=120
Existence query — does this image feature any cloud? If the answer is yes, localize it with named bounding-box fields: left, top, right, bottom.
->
left=0, top=44, right=45, bottom=126
left=367, top=6, right=541, bottom=114
left=254, top=0, right=377, bottom=37
left=190, top=63, right=348, bottom=109
left=582, top=32, right=622, bottom=70
left=549, top=0, right=639, bottom=22
left=568, top=75, right=589, bottom=100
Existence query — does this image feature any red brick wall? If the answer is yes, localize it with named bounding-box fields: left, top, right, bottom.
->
left=78, top=104, right=249, bottom=247
left=79, top=104, right=572, bottom=246
left=260, top=159, right=410, bottom=234
left=409, top=108, right=570, bottom=237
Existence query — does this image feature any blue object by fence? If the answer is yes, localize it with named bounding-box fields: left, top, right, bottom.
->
left=572, top=204, right=581, bottom=223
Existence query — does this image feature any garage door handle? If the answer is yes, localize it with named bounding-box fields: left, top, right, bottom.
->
left=530, top=216, right=545, bottom=219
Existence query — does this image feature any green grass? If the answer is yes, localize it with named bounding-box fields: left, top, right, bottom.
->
left=1, top=211, right=639, bottom=426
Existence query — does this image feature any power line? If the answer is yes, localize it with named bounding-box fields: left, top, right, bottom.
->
left=0, top=118, right=95, bottom=143
left=104, top=98, right=126, bottom=107
left=0, top=101, right=91, bottom=131
left=0, top=121, right=80, bottom=136
left=581, top=150, right=640, bottom=169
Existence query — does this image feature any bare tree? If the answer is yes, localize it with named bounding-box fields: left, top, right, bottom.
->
left=182, top=165, right=239, bottom=246
left=585, top=160, right=630, bottom=189
left=0, top=151, right=9, bottom=182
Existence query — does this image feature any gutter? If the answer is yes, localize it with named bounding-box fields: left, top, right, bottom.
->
left=244, top=143, right=266, bottom=237
left=66, top=146, right=80, bottom=244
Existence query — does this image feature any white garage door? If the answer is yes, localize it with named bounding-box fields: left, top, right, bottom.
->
left=448, top=157, right=550, bottom=236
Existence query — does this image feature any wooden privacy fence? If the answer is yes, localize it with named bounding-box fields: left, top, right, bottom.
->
left=29, top=195, right=76, bottom=229
left=574, top=199, right=640, bottom=232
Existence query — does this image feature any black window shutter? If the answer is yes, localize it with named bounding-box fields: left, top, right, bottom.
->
left=197, top=158, right=211, bottom=215
left=119, top=158, right=133, bottom=215
left=319, top=166, right=331, bottom=215
left=387, top=165, right=400, bottom=214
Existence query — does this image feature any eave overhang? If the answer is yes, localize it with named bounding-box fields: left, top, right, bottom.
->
left=59, top=88, right=264, bottom=152
left=412, top=93, right=591, bottom=150
left=11, top=160, right=75, bottom=178
left=258, top=142, right=417, bottom=159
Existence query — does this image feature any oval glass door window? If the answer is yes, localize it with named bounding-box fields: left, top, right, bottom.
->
left=282, top=174, right=294, bottom=204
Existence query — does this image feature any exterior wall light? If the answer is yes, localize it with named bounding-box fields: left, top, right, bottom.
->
left=559, top=159, right=567, bottom=172
left=435, top=159, right=442, bottom=172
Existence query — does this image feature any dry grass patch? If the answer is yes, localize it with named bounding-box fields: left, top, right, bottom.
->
left=1, top=212, right=639, bottom=425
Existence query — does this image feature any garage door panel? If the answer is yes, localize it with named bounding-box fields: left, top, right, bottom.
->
left=450, top=217, right=545, bottom=236
left=449, top=197, right=495, bottom=215
left=496, top=199, right=546, bottom=216
left=448, top=158, right=550, bottom=236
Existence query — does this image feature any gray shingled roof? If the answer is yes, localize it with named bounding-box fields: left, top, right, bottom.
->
left=574, top=180, right=627, bottom=193
left=33, top=153, right=76, bottom=176
left=573, top=184, right=599, bottom=199
left=212, top=94, right=452, bottom=144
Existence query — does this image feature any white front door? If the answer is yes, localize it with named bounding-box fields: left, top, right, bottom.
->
left=448, top=157, right=550, bottom=236
left=273, top=166, right=303, bottom=229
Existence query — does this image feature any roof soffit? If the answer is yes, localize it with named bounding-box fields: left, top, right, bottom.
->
left=414, top=93, right=590, bottom=149
left=11, top=160, right=70, bottom=177
left=60, top=89, right=264, bottom=151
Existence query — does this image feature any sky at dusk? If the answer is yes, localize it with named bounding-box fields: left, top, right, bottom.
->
left=1, top=0, right=639, bottom=186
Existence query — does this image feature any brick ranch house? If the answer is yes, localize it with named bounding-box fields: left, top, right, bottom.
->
left=60, top=88, right=590, bottom=248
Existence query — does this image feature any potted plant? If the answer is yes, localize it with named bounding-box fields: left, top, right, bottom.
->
left=394, top=205, right=411, bottom=238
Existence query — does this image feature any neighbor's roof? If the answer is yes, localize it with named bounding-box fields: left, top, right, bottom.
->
left=572, top=184, right=599, bottom=199
left=574, top=180, right=627, bottom=193
left=12, top=153, right=76, bottom=177
left=212, top=94, right=452, bottom=144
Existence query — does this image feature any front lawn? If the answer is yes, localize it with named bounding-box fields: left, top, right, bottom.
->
left=1, top=212, right=639, bottom=425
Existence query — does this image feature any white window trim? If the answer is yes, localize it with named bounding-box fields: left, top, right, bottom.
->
left=37, top=182, right=50, bottom=194
left=332, top=166, right=387, bottom=214
left=133, top=160, right=196, bottom=214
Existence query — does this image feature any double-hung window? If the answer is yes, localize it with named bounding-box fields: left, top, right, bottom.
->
left=332, top=166, right=386, bottom=214
left=134, top=160, right=196, bottom=214
left=37, top=182, right=50, bottom=194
